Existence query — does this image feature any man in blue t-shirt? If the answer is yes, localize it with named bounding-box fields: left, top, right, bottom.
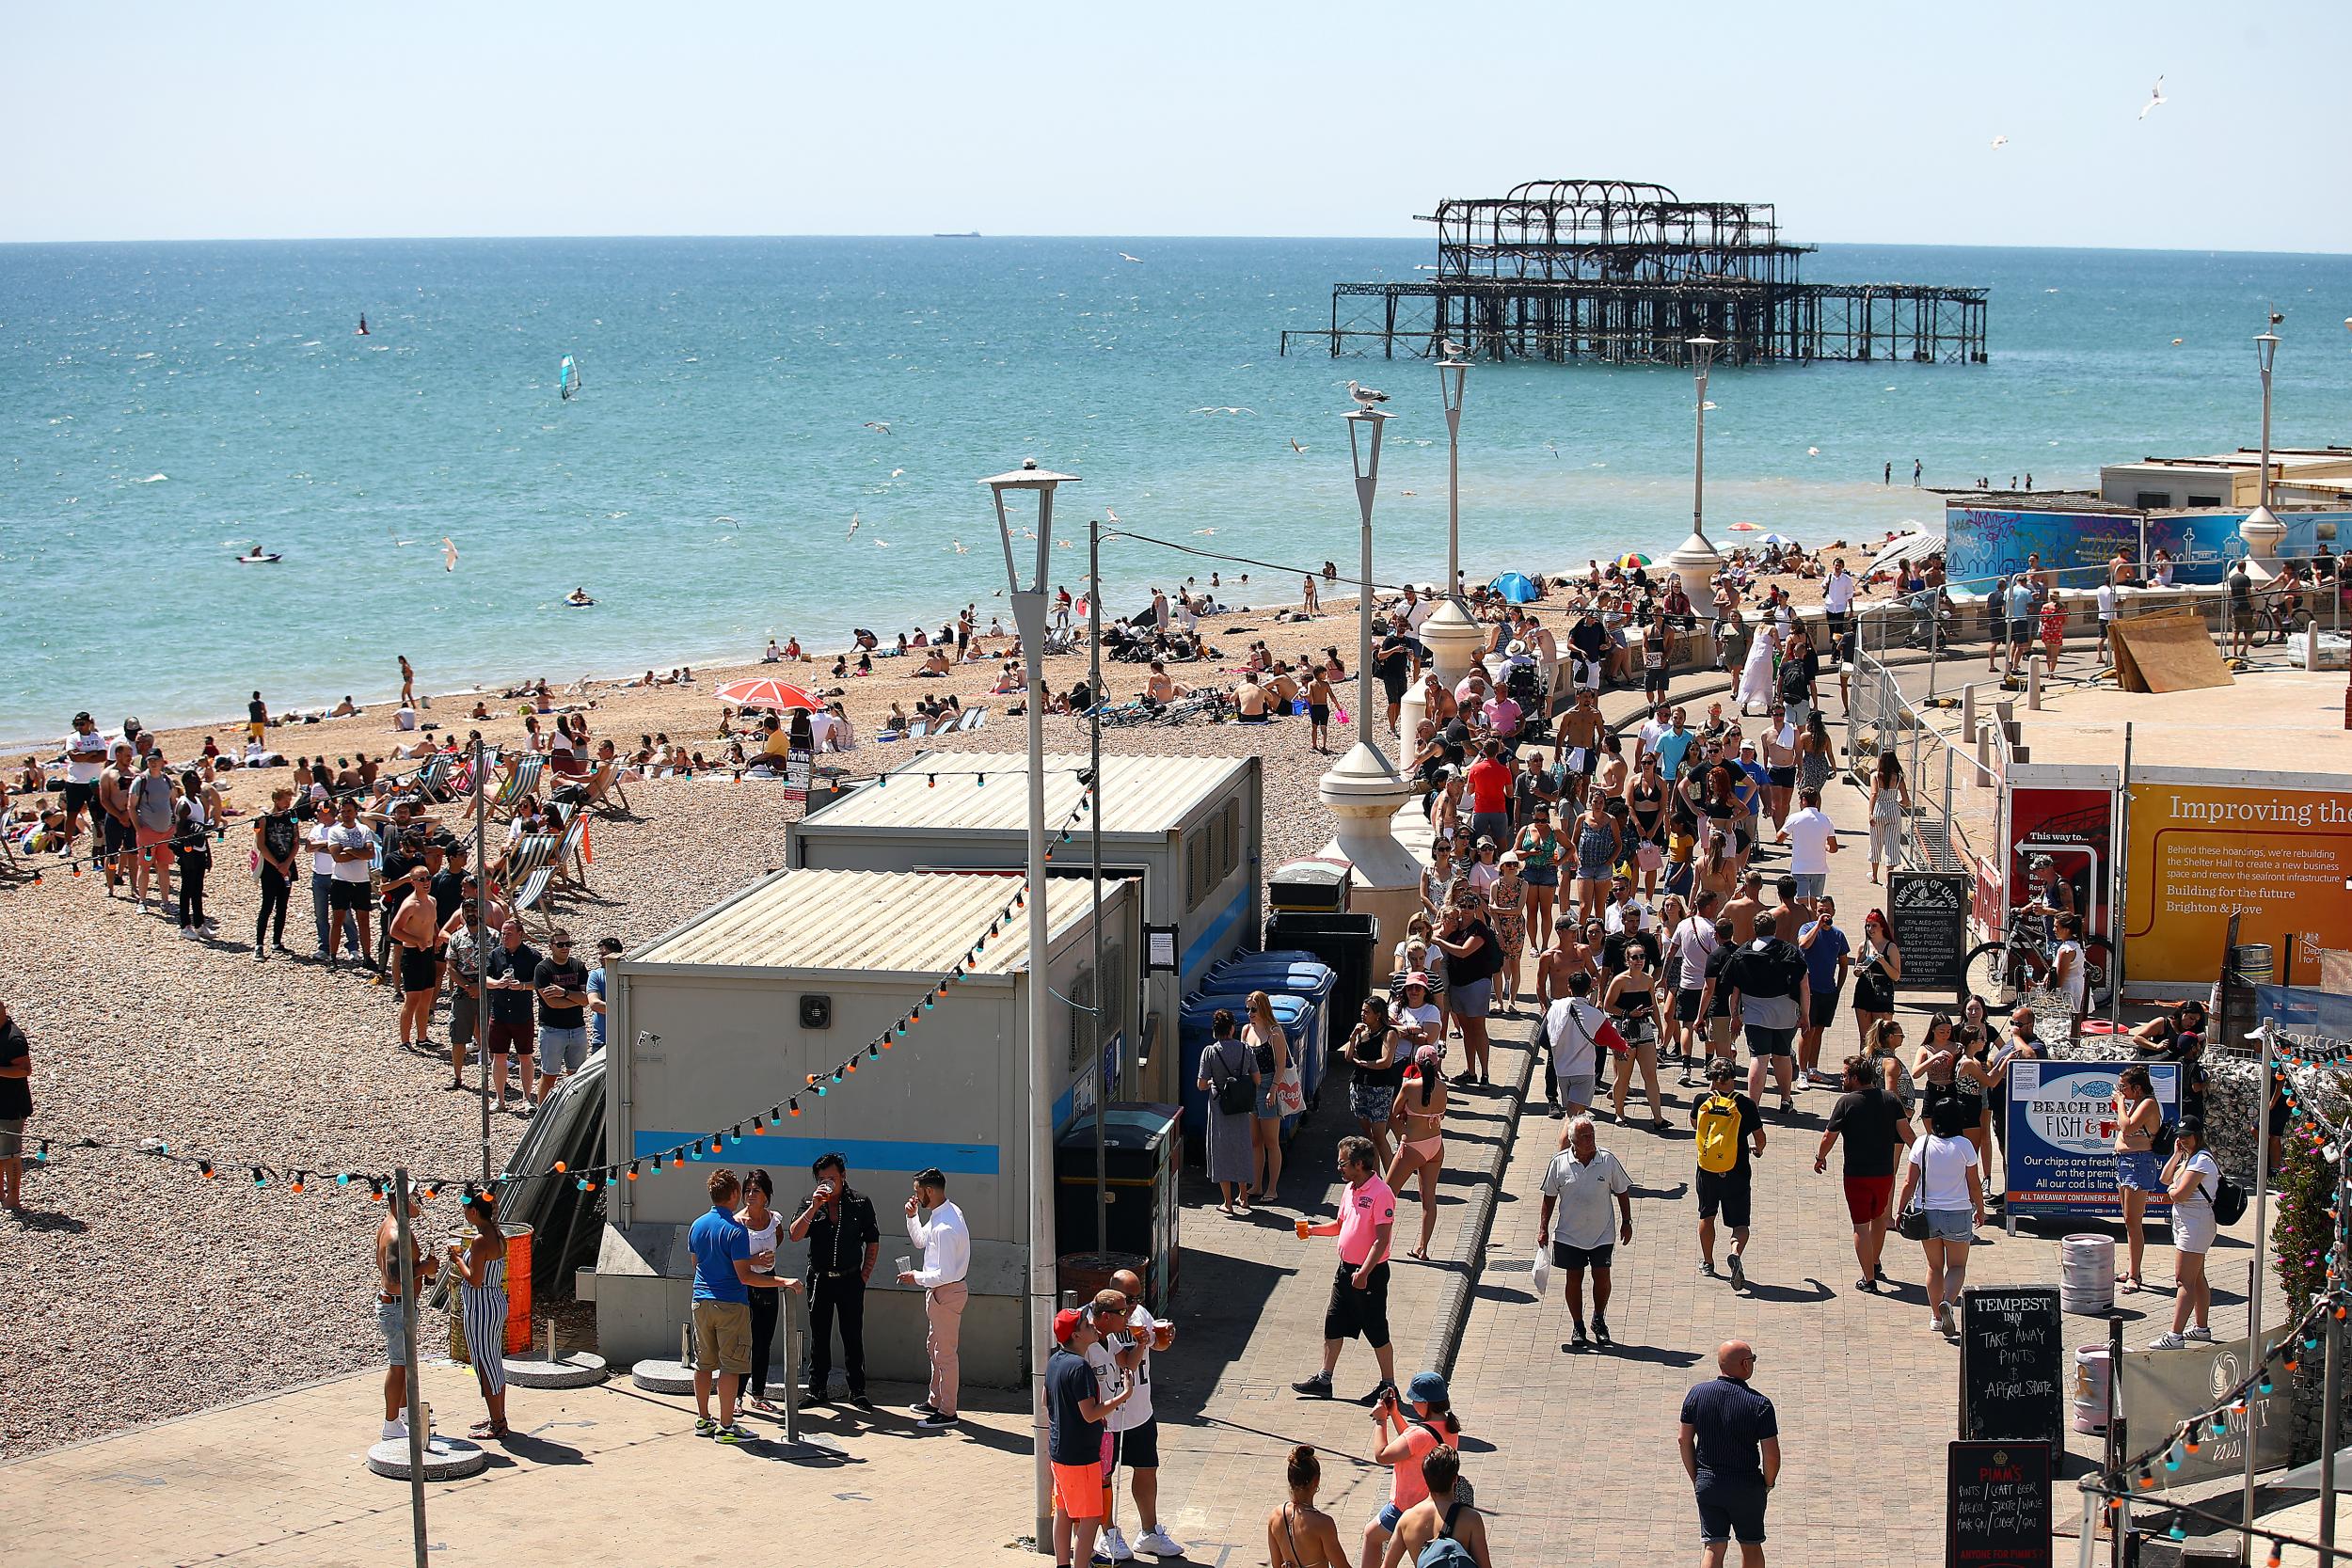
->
left=1796, top=898, right=1852, bottom=1089
left=1678, top=1339, right=1781, bottom=1560
left=689, top=1167, right=802, bottom=1442
left=1652, top=707, right=1696, bottom=784
left=1047, top=1306, right=1135, bottom=1568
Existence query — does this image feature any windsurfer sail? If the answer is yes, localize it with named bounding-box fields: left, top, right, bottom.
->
left=356, top=313, right=369, bottom=336
left=559, top=355, right=582, bottom=401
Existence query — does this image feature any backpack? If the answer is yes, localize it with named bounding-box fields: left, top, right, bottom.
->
left=1695, top=1094, right=1744, bottom=1175
left=1417, top=1501, right=1478, bottom=1568
left=2212, top=1170, right=2247, bottom=1227
left=2149, top=1120, right=2177, bottom=1161
left=1207, top=1045, right=1254, bottom=1117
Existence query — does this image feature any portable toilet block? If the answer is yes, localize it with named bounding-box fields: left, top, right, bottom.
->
left=595, top=868, right=1140, bottom=1383
left=787, top=752, right=1263, bottom=1108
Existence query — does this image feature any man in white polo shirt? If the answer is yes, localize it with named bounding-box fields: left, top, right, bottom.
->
left=1537, top=1116, right=1634, bottom=1352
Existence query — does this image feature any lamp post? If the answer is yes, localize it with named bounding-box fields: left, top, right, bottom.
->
left=1316, top=404, right=1418, bottom=984
left=2239, top=328, right=2286, bottom=580
left=1666, top=335, right=1726, bottom=611
left=1401, top=351, right=1484, bottom=744
left=980, top=458, right=1076, bottom=1555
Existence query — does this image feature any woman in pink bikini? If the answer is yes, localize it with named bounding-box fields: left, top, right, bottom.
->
left=1387, top=1045, right=1450, bottom=1260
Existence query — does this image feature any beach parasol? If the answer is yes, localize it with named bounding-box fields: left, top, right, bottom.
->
left=1616, top=552, right=1653, bottom=568
left=1867, top=527, right=1945, bottom=577
left=1758, top=532, right=1798, bottom=546
left=1726, top=521, right=1759, bottom=532
left=1488, top=571, right=1539, bottom=604
left=713, top=676, right=824, bottom=712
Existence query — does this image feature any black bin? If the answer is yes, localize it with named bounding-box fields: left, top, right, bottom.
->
left=1263, top=911, right=1381, bottom=1029
left=1056, top=1103, right=1182, bottom=1307
left=1267, top=857, right=1352, bottom=914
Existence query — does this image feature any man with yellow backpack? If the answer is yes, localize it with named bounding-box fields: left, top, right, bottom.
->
left=1689, top=1058, right=1767, bottom=1291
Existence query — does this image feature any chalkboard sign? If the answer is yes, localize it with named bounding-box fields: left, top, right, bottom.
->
left=1890, top=870, right=1972, bottom=995
left=1961, top=1287, right=2063, bottom=1445
left=1947, top=1440, right=2052, bottom=1568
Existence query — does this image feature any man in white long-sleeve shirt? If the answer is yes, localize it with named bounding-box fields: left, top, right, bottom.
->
left=898, top=1165, right=970, bottom=1429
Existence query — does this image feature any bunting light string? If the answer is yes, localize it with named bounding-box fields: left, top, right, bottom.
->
left=21, top=771, right=1103, bottom=1201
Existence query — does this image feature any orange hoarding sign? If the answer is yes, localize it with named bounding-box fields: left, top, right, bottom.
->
left=2124, top=784, right=2352, bottom=985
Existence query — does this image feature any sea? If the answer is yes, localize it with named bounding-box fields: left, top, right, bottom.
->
left=5, top=236, right=2350, bottom=745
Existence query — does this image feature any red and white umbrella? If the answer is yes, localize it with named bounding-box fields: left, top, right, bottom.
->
left=714, top=676, right=824, bottom=711
left=1726, top=521, right=1760, bottom=532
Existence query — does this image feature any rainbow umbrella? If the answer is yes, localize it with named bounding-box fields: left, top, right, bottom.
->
left=1617, top=552, right=1653, bottom=568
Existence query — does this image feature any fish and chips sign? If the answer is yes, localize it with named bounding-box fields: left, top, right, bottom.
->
left=2002, top=1060, right=2179, bottom=1219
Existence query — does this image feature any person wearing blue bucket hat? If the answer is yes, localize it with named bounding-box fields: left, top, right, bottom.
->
left=1363, top=1369, right=1463, bottom=1568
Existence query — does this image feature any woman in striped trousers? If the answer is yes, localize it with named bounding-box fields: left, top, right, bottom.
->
left=446, top=1193, right=511, bottom=1439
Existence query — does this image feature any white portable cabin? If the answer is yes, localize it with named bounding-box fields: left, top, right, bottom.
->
left=787, top=751, right=1263, bottom=1105
left=592, top=868, right=1140, bottom=1384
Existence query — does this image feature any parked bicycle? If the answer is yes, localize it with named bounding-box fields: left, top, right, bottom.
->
left=1960, top=922, right=2114, bottom=1012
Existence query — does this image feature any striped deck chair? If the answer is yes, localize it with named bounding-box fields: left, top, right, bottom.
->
left=548, top=814, right=591, bottom=896
left=497, top=831, right=558, bottom=891
left=494, top=753, right=546, bottom=820
left=510, top=863, right=558, bottom=935
left=581, top=758, right=631, bottom=816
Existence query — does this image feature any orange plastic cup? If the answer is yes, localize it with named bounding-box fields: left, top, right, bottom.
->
left=1295, top=1219, right=1311, bottom=1241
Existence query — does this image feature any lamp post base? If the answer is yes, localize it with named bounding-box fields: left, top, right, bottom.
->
left=1316, top=741, right=1419, bottom=986
left=2238, top=506, right=2286, bottom=583
left=1399, top=597, right=1486, bottom=743
left=1667, top=531, right=1724, bottom=610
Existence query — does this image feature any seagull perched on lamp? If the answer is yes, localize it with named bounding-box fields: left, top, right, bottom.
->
left=1345, top=381, right=1390, bottom=411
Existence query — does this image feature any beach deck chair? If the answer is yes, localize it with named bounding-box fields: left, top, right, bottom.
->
left=510, top=864, right=558, bottom=935
left=548, top=815, right=591, bottom=896
left=494, top=831, right=558, bottom=890
left=493, top=753, right=546, bottom=820
left=581, top=758, right=631, bottom=816
left=959, top=706, right=988, bottom=733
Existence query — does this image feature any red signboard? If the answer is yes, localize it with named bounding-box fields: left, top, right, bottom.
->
left=2002, top=785, right=2113, bottom=945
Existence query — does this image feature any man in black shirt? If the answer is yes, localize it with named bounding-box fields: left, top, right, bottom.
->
left=480, top=920, right=542, bottom=1115
left=0, top=999, right=33, bottom=1212
left=1815, top=1054, right=1915, bottom=1292
left=790, top=1152, right=882, bottom=1406
left=1569, top=611, right=1609, bottom=683
left=1678, top=1340, right=1781, bottom=1558
left=1689, top=1059, right=1766, bottom=1288
left=531, top=929, right=594, bottom=1099
left=1374, top=623, right=1419, bottom=735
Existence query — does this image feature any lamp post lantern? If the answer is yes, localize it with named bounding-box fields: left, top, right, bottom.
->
left=1401, top=351, right=1484, bottom=745
left=1665, top=335, right=1726, bottom=610
left=1315, top=404, right=1417, bottom=984
left=2239, top=328, right=2286, bottom=579
left=979, top=458, right=1076, bottom=1555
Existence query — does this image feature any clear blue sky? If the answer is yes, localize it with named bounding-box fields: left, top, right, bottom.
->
left=7, top=0, right=2347, bottom=251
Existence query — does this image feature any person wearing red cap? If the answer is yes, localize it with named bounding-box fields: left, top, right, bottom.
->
left=1048, top=1304, right=1134, bottom=1568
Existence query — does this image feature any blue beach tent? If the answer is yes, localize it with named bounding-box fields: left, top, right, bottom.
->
left=1489, top=572, right=1538, bottom=604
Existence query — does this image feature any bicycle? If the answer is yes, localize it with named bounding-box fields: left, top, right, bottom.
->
left=2254, top=596, right=2312, bottom=648
left=1959, top=924, right=2114, bottom=1013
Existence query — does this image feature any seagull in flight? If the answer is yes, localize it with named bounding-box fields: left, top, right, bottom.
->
left=2138, top=76, right=2167, bottom=119
left=1990, top=134, right=2010, bottom=150
left=1192, top=405, right=1256, bottom=415
left=1290, top=438, right=1309, bottom=454
left=1192, top=528, right=1217, bottom=536
left=1118, top=252, right=1144, bottom=264
left=1104, top=507, right=1120, bottom=524
left=1545, top=441, right=1560, bottom=460
left=863, top=420, right=892, bottom=435
left=948, top=540, right=970, bottom=553
left=846, top=513, right=861, bottom=539
left=1346, top=381, right=1390, bottom=411
left=442, top=537, right=459, bottom=572
left=889, top=467, right=905, bottom=479
left=872, top=537, right=892, bottom=548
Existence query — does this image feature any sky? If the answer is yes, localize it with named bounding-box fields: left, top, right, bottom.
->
left=6, top=0, right=2349, bottom=252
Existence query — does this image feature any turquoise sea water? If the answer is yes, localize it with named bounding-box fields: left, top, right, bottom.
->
left=4, top=237, right=2349, bottom=742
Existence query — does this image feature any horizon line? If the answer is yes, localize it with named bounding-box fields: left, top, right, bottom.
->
left=2, top=231, right=2349, bottom=260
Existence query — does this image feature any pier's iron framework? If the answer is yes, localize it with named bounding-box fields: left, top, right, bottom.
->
left=1281, top=180, right=1987, bottom=366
